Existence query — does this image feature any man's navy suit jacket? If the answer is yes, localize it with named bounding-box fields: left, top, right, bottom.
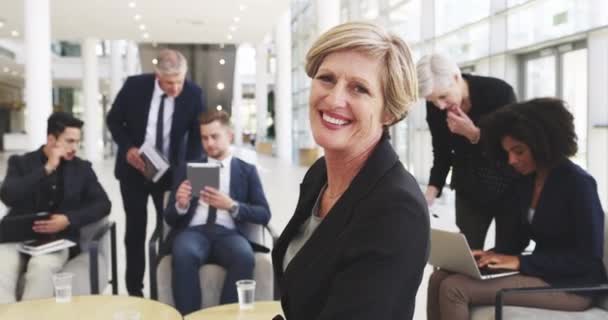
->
left=106, top=73, right=205, bottom=183
left=162, top=157, right=271, bottom=255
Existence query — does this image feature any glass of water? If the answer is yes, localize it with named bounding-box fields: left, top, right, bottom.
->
left=52, top=272, right=73, bottom=303
left=236, top=279, right=256, bottom=310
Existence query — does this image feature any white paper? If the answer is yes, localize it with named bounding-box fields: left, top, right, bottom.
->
left=17, top=239, right=77, bottom=256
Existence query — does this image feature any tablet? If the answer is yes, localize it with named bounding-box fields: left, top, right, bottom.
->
left=187, top=163, right=220, bottom=196
left=0, top=211, right=51, bottom=243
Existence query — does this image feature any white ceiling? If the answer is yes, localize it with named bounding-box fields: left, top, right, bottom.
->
left=0, top=0, right=289, bottom=44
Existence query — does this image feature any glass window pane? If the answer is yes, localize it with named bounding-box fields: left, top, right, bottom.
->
left=435, top=0, right=490, bottom=34
left=435, top=22, right=490, bottom=63
left=524, top=55, right=556, bottom=99
left=508, top=0, right=591, bottom=50
left=360, top=0, right=379, bottom=20
left=562, top=48, right=588, bottom=167
left=388, top=0, right=421, bottom=43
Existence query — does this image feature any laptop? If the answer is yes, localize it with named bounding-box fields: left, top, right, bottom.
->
left=429, top=229, right=519, bottom=280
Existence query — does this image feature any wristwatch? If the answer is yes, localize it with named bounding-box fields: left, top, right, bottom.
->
left=228, top=202, right=239, bottom=218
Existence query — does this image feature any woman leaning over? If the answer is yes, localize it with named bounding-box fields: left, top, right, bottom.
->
left=271, top=22, right=430, bottom=320
left=427, top=98, right=607, bottom=320
left=417, top=53, right=516, bottom=250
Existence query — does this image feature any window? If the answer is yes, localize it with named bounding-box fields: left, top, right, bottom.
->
left=520, top=41, right=588, bottom=167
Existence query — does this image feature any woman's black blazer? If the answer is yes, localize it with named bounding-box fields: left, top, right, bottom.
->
left=272, top=135, right=430, bottom=320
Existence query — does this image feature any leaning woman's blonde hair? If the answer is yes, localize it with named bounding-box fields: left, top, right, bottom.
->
left=305, top=22, right=418, bottom=126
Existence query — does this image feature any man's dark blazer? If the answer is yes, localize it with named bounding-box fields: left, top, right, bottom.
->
left=0, top=148, right=111, bottom=244
left=106, top=73, right=205, bottom=184
left=162, top=156, right=271, bottom=255
left=495, top=159, right=607, bottom=288
left=426, top=73, right=516, bottom=198
left=272, top=134, right=430, bottom=320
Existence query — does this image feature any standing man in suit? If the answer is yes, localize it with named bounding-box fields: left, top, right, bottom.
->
left=0, top=112, right=111, bottom=302
left=106, top=49, right=205, bottom=297
left=164, top=111, right=271, bottom=315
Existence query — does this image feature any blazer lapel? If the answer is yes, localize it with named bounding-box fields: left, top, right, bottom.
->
left=229, top=157, right=244, bottom=200
left=141, top=78, right=156, bottom=132
left=273, top=165, right=326, bottom=281
left=278, top=134, right=400, bottom=291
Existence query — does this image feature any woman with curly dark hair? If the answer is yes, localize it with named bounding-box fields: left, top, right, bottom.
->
left=426, top=98, right=607, bottom=320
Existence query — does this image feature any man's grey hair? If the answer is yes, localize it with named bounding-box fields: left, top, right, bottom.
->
left=416, top=53, right=461, bottom=98
left=154, top=49, right=188, bottom=76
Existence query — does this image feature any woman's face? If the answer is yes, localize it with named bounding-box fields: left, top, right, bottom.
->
left=426, top=75, right=464, bottom=112
left=501, top=135, right=537, bottom=175
left=309, top=50, right=387, bottom=154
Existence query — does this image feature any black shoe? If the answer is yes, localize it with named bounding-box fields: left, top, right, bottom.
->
left=128, top=290, right=144, bottom=297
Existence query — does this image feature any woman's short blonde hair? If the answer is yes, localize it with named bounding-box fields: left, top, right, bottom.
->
left=416, top=53, right=460, bottom=98
left=305, top=22, right=418, bottom=126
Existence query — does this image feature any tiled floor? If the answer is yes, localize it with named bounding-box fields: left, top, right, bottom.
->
left=0, top=146, right=495, bottom=320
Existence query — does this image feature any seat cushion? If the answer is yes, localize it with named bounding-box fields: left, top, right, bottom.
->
left=157, top=253, right=273, bottom=308
left=471, top=305, right=608, bottom=320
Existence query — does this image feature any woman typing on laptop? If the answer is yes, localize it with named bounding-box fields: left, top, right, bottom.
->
left=427, top=98, right=606, bottom=320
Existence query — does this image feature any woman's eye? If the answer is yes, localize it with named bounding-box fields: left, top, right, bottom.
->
left=354, top=85, right=369, bottom=94
left=316, top=75, right=333, bottom=83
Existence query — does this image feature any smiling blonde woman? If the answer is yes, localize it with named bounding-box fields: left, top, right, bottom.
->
left=272, top=22, right=429, bottom=320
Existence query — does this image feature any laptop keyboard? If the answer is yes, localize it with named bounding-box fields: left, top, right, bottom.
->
left=479, top=266, right=516, bottom=276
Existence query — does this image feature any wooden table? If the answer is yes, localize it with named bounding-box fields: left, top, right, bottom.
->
left=185, top=301, right=283, bottom=320
left=0, top=295, right=182, bottom=320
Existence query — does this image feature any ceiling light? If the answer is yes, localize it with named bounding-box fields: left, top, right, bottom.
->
left=2, top=67, right=9, bottom=73
left=152, top=58, right=158, bottom=65
left=128, top=2, right=136, bottom=8
left=151, top=42, right=158, bottom=48
left=139, top=24, right=146, bottom=31
left=233, top=17, right=240, bottom=23
left=227, top=34, right=233, bottom=40
left=217, top=82, right=225, bottom=90
left=230, top=25, right=237, bottom=32
left=134, top=14, right=142, bottom=21
left=142, top=33, right=149, bottom=39
left=10, top=71, right=17, bottom=76
left=219, top=58, right=226, bottom=65
left=0, top=20, right=5, bottom=29
left=10, top=30, right=19, bottom=37
left=216, top=105, right=223, bottom=111
left=239, top=5, right=247, bottom=11
left=219, top=43, right=225, bottom=49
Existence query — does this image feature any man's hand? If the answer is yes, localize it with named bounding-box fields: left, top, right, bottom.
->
left=446, top=107, right=480, bottom=143
left=474, top=250, right=520, bottom=270
left=126, top=147, right=145, bottom=173
left=200, top=186, right=235, bottom=210
left=45, top=145, right=66, bottom=174
left=33, top=214, right=70, bottom=234
left=425, top=185, right=439, bottom=206
left=176, top=180, right=193, bottom=210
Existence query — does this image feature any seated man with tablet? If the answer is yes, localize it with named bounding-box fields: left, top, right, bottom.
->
left=0, top=112, right=111, bottom=302
left=163, top=111, right=271, bottom=315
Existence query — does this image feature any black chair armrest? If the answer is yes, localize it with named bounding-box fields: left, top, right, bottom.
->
left=87, top=221, right=117, bottom=294
left=148, top=222, right=163, bottom=300
left=495, top=283, right=608, bottom=320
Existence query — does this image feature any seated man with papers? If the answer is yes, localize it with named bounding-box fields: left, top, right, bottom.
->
left=163, top=111, right=271, bottom=315
left=0, top=112, right=111, bottom=302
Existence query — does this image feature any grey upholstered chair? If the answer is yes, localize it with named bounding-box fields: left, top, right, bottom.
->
left=8, top=216, right=118, bottom=298
left=470, top=214, right=608, bottom=320
left=148, top=205, right=277, bottom=308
